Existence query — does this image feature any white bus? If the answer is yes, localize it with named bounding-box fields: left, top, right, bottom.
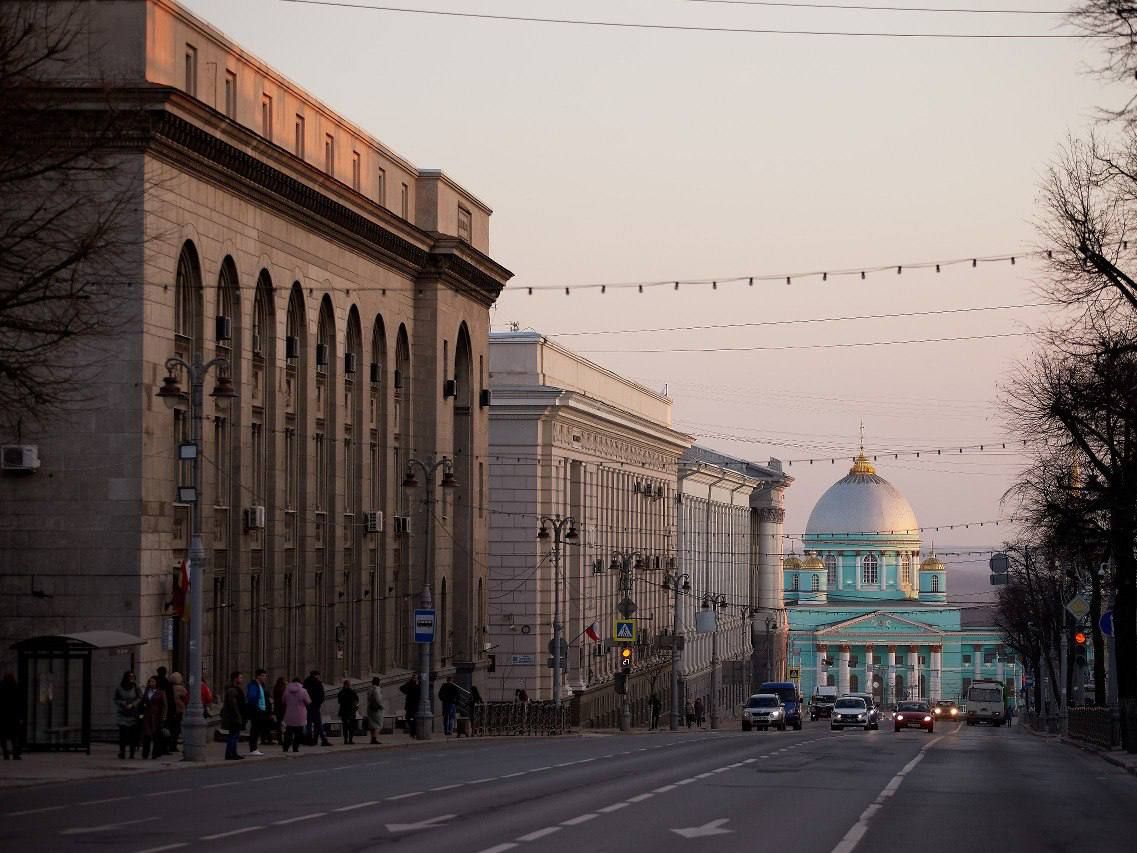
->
left=966, top=678, right=1006, bottom=726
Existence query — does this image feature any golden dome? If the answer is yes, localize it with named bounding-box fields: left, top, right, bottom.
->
left=783, top=554, right=802, bottom=570
left=920, top=555, right=945, bottom=572
left=849, top=451, right=876, bottom=476
left=801, top=554, right=825, bottom=570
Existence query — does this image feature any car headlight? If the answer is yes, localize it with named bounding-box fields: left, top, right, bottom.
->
left=934, top=708, right=941, bottom=715
left=923, top=715, right=932, bottom=722
left=857, top=713, right=866, bottom=720
left=771, top=710, right=781, bottom=717
left=896, top=714, right=904, bottom=721
left=950, top=708, right=958, bottom=716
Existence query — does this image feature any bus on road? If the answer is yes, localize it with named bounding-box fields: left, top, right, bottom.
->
left=966, top=678, right=1006, bottom=726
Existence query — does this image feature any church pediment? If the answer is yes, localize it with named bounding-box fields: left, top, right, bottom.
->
left=816, top=611, right=941, bottom=637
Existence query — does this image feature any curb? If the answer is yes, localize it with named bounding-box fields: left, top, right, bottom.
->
left=1018, top=719, right=1137, bottom=777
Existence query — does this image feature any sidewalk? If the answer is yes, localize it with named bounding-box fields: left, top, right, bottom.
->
left=1018, top=719, right=1137, bottom=777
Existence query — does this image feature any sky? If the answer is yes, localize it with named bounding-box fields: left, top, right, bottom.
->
left=181, top=0, right=1117, bottom=562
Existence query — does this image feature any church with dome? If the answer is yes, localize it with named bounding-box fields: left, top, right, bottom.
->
left=782, top=452, right=1018, bottom=707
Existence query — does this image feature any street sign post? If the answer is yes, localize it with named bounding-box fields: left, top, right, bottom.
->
left=613, top=619, right=637, bottom=643
left=1066, top=595, right=1090, bottom=621
left=414, top=608, right=436, bottom=643
left=788, top=667, right=800, bottom=679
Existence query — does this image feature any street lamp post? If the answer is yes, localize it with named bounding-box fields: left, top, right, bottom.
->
left=156, top=355, right=236, bottom=763
left=702, top=594, right=728, bottom=730
left=765, top=615, right=775, bottom=683
left=604, top=551, right=643, bottom=731
left=662, top=570, right=691, bottom=731
left=401, top=455, right=457, bottom=741
left=537, top=515, right=578, bottom=707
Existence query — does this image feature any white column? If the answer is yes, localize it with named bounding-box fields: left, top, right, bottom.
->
left=817, top=644, right=827, bottom=690
left=996, top=644, right=1005, bottom=683
left=907, top=645, right=918, bottom=700
left=973, top=644, right=982, bottom=681
left=886, top=646, right=896, bottom=706
left=838, top=645, right=850, bottom=695
left=931, top=646, right=942, bottom=703
left=864, top=644, right=874, bottom=699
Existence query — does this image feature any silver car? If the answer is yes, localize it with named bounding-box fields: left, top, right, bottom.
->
left=830, top=696, right=871, bottom=730
left=741, top=693, right=787, bottom=731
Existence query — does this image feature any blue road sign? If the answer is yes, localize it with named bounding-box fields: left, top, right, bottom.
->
left=414, top=609, right=436, bottom=643
left=1100, top=609, right=1114, bottom=638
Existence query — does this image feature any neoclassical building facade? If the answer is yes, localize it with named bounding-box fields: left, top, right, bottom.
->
left=0, top=0, right=510, bottom=694
left=783, top=454, right=1018, bottom=705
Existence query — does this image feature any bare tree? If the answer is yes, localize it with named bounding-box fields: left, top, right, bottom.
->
left=0, top=1, right=142, bottom=436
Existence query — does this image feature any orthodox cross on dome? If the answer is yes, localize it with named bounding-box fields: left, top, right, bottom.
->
left=850, top=420, right=876, bottom=476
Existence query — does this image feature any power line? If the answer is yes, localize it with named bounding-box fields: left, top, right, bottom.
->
left=685, top=0, right=1067, bottom=13
left=275, top=0, right=1085, bottom=37
left=578, top=330, right=1032, bottom=354
left=541, top=301, right=1052, bottom=337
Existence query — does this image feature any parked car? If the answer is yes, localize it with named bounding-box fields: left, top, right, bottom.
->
left=894, top=700, right=934, bottom=733
left=742, top=693, right=787, bottom=732
left=830, top=696, right=871, bottom=730
left=934, top=700, right=959, bottom=720
left=845, top=692, right=882, bottom=729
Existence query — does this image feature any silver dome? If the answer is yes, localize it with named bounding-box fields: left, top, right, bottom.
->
left=805, top=457, right=919, bottom=538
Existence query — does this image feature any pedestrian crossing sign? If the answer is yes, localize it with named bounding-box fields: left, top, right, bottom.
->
left=613, top=619, right=637, bottom=643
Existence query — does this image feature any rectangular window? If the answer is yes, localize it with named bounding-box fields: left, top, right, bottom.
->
left=213, top=416, right=229, bottom=507
left=983, top=651, right=997, bottom=665
left=400, top=182, right=409, bottom=218
left=294, top=114, right=305, bottom=157
left=457, top=205, right=472, bottom=243
left=261, top=93, right=273, bottom=140
left=185, top=44, right=198, bottom=97
left=377, top=168, right=386, bottom=206
left=352, top=150, right=361, bottom=191
left=284, top=426, right=297, bottom=510
left=223, top=69, right=236, bottom=118
left=251, top=422, right=265, bottom=504
left=344, top=437, right=354, bottom=513
left=962, top=654, right=972, bottom=666
left=325, top=133, right=335, bottom=175
left=315, top=433, right=327, bottom=511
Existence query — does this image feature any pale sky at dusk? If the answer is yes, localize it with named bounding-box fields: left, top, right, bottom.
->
left=182, top=0, right=1114, bottom=558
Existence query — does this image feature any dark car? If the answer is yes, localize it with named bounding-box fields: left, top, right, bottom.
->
left=934, top=700, right=959, bottom=721
left=894, top=700, right=934, bottom=733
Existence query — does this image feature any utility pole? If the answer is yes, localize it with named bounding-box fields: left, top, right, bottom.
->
left=402, top=456, right=457, bottom=740
left=663, top=570, right=690, bottom=731
left=538, top=515, right=578, bottom=706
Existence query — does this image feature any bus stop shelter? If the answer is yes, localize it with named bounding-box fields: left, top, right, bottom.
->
left=11, top=631, right=145, bottom=753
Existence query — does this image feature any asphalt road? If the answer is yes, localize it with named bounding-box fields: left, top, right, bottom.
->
left=2, top=722, right=1134, bottom=852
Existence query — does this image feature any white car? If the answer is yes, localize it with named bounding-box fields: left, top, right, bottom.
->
left=830, top=696, right=871, bottom=730
left=742, top=693, right=787, bottom=731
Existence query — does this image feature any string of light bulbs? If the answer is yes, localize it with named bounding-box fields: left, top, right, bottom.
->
left=780, top=514, right=1019, bottom=538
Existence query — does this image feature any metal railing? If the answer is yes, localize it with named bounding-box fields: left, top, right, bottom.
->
left=1067, top=706, right=1119, bottom=750
left=468, top=702, right=570, bottom=737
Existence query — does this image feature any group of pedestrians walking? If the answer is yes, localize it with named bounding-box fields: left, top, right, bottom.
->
left=113, top=667, right=194, bottom=759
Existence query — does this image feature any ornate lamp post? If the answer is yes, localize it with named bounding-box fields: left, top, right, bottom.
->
left=702, top=593, right=728, bottom=730
left=662, top=569, right=691, bottom=731
left=156, top=355, right=236, bottom=762
left=401, top=455, right=456, bottom=740
left=537, top=515, right=578, bottom=706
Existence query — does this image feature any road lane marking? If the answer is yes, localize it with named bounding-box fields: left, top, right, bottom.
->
left=675, top=778, right=696, bottom=785
left=201, top=826, right=263, bottom=841
left=273, top=812, right=325, bottom=825
left=829, top=736, right=942, bottom=853
left=598, top=802, right=630, bottom=813
left=61, top=817, right=158, bottom=835
left=201, top=781, right=242, bottom=789
left=502, top=771, right=528, bottom=778
left=653, top=784, right=677, bottom=793
left=561, top=814, right=599, bottom=825
left=475, top=845, right=517, bottom=853
left=334, top=801, right=379, bottom=812
left=517, top=827, right=561, bottom=841
left=468, top=777, right=497, bottom=784
left=76, top=796, right=130, bottom=806
left=8, top=805, right=65, bottom=816
left=627, top=793, right=654, bottom=802
left=388, top=791, right=423, bottom=800
left=431, top=783, right=465, bottom=791
left=145, top=788, right=192, bottom=798
left=133, top=844, right=188, bottom=853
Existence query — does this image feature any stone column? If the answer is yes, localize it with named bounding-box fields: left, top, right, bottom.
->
left=907, top=645, right=918, bottom=700
left=864, top=644, right=874, bottom=701
left=817, top=644, right=827, bottom=691
left=973, top=644, right=982, bottom=681
left=886, top=646, right=896, bottom=706
left=996, top=644, right=1005, bottom=683
left=930, top=645, right=942, bottom=703
left=839, top=645, right=850, bottom=695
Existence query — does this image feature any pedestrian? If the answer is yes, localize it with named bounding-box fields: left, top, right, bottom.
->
left=469, top=684, right=483, bottom=706
left=515, top=687, right=529, bottom=703
left=167, top=672, right=187, bottom=752
left=281, top=677, right=311, bottom=753
left=155, top=666, right=176, bottom=752
left=468, top=683, right=484, bottom=736
left=694, top=696, right=705, bottom=728
left=221, top=671, right=246, bottom=760
left=400, top=673, right=420, bottom=737
left=438, top=676, right=459, bottom=737
left=200, top=674, right=214, bottom=718
left=366, top=676, right=384, bottom=745
left=140, top=676, right=167, bottom=759
left=113, top=671, right=141, bottom=760
left=337, top=680, right=359, bottom=744
left=649, top=692, right=662, bottom=730
left=1, top=672, right=24, bottom=760
left=303, top=670, right=331, bottom=746
left=684, top=699, right=695, bottom=728
left=272, top=676, right=288, bottom=742
left=245, top=669, right=270, bottom=755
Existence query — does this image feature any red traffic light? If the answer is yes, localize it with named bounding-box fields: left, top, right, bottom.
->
left=1074, top=631, right=1087, bottom=646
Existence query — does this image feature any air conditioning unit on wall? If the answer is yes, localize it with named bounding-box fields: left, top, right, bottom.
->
left=365, top=511, right=383, bottom=533
left=392, top=515, right=410, bottom=535
left=244, top=505, right=266, bottom=530
left=1, top=445, right=39, bottom=472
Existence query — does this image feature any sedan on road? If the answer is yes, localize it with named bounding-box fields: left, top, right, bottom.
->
left=742, top=693, right=787, bottom=731
left=894, top=701, right=934, bottom=733
left=934, top=700, right=959, bottom=721
left=830, top=696, right=872, bottom=730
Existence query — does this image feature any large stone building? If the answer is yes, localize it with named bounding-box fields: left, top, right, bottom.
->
left=486, top=332, right=790, bottom=726
left=784, top=453, right=1019, bottom=706
left=0, top=0, right=511, bottom=703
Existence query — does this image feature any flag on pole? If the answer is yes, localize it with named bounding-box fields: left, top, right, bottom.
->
left=585, top=621, right=601, bottom=643
left=172, top=559, right=189, bottom=618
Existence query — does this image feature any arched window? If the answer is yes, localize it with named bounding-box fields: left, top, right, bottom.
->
left=901, top=553, right=912, bottom=586
left=825, top=554, right=837, bottom=585
left=931, top=575, right=940, bottom=593
left=174, top=243, right=199, bottom=341
left=861, top=553, right=879, bottom=585
left=811, top=574, right=820, bottom=592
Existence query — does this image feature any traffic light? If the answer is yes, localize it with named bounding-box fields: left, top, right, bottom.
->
left=1073, top=631, right=1087, bottom=646
left=620, top=646, right=633, bottom=671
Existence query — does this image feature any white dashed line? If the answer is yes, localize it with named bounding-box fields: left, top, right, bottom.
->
left=200, top=826, right=263, bottom=841
left=201, top=781, right=241, bottom=789
left=388, top=791, right=423, bottom=801
left=598, top=802, right=630, bottom=813
left=273, top=813, right=325, bottom=826
left=517, top=827, right=562, bottom=842
left=468, top=777, right=497, bottom=784
left=675, top=778, right=696, bottom=785
left=627, top=793, right=654, bottom=802
left=8, top=805, right=65, bottom=817
left=333, top=801, right=379, bottom=812
left=530, top=766, right=552, bottom=772
left=561, top=814, right=599, bottom=826
left=475, top=845, right=518, bottom=853
left=251, top=774, right=287, bottom=781
left=502, top=771, right=528, bottom=778
left=76, top=796, right=130, bottom=806
left=652, top=784, right=677, bottom=793
left=431, top=783, right=464, bottom=791
left=133, top=844, right=188, bottom=853
left=145, top=788, right=192, bottom=798
left=61, top=817, right=157, bottom=835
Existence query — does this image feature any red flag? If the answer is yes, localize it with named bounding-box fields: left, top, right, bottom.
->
left=172, top=560, right=189, bottom=617
left=585, top=621, right=600, bottom=642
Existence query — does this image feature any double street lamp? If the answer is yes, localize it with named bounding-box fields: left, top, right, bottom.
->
left=401, top=455, right=456, bottom=740
left=537, top=515, right=578, bottom=707
left=701, top=593, right=728, bottom=730
left=661, top=570, right=691, bottom=731
left=156, top=355, right=236, bottom=762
